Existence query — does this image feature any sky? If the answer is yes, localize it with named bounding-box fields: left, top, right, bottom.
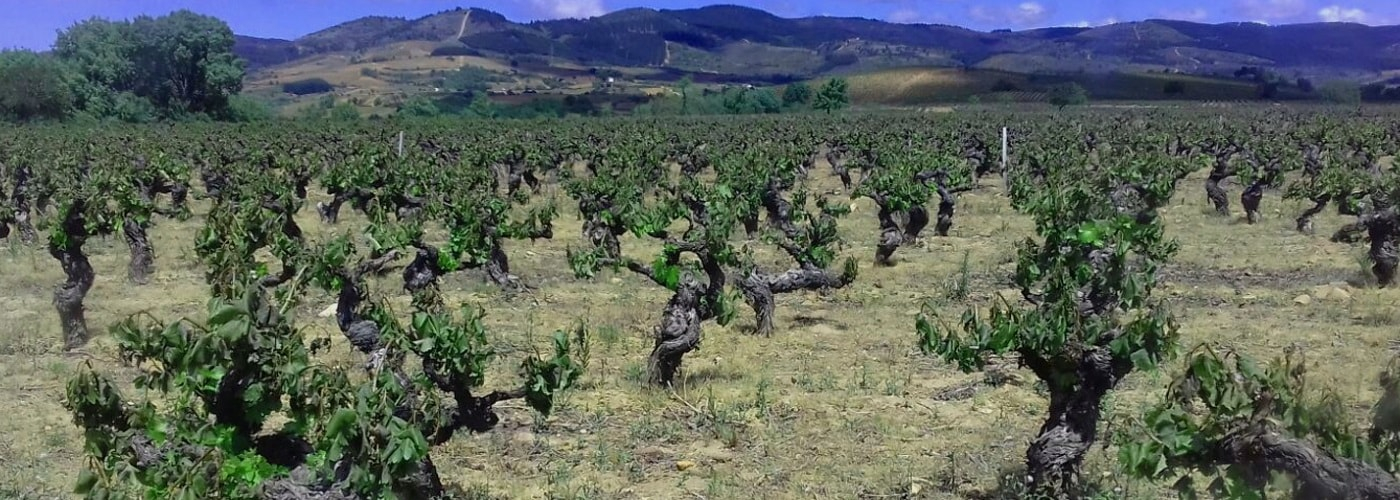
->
left=2, top=0, right=1397, bottom=50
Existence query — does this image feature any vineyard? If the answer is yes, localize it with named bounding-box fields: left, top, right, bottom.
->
left=4, top=107, right=1400, bottom=499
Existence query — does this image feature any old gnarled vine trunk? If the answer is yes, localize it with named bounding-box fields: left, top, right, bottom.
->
left=1219, top=425, right=1400, bottom=500
left=648, top=277, right=705, bottom=386
left=50, top=207, right=95, bottom=350
left=739, top=266, right=856, bottom=336
left=123, top=218, right=154, bottom=285
left=1019, top=343, right=1130, bottom=498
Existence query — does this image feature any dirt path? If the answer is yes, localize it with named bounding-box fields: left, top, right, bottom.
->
left=456, top=10, right=471, bottom=39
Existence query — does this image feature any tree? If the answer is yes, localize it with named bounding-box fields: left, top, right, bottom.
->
left=0, top=50, right=76, bottom=121
left=813, top=78, right=849, bottom=114
left=53, top=10, right=245, bottom=118
left=127, top=11, right=245, bottom=114
left=676, top=75, right=693, bottom=115
left=991, top=79, right=1020, bottom=92
left=222, top=95, right=274, bottom=122
left=1047, top=82, right=1088, bottom=109
left=1319, top=81, right=1362, bottom=104
left=1256, top=81, right=1281, bottom=99
left=52, top=17, right=134, bottom=114
left=441, top=66, right=505, bottom=93
left=466, top=93, right=498, bottom=118
left=562, top=95, right=597, bottom=116
left=282, top=78, right=334, bottom=95
left=397, top=96, right=441, bottom=118
left=329, top=102, right=361, bottom=121
left=1297, top=77, right=1316, bottom=93
left=782, top=82, right=812, bottom=107
left=1163, top=80, right=1186, bottom=96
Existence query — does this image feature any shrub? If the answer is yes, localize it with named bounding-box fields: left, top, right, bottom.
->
left=282, top=78, right=334, bottom=96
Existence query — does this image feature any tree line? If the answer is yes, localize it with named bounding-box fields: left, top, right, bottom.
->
left=0, top=10, right=251, bottom=123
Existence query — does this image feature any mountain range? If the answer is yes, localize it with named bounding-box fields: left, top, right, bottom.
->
left=233, top=5, right=1400, bottom=83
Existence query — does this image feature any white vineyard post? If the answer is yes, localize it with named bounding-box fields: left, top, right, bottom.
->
left=1001, top=126, right=1009, bottom=187
left=397, top=131, right=405, bottom=157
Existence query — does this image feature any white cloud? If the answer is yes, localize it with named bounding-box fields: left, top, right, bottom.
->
left=1159, top=8, right=1210, bottom=21
left=1318, top=5, right=1368, bottom=23
left=888, top=8, right=923, bottom=23
left=529, top=0, right=606, bottom=19
left=969, top=1, right=1051, bottom=27
left=1069, top=17, right=1120, bottom=28
left=1233, top=0, right=1306, bottom=21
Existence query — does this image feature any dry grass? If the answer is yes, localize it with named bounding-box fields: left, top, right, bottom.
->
left=1, top=164, right=1396, bottom=499
left=844, top=68, right=1014, bottom=105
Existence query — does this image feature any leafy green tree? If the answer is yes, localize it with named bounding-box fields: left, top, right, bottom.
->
left=1048, top=82, right=1088, bottom=109
left=329, top=102, right=361, bottom=121
left=110, top=91, right=157, bottom=123
left=128, top=11, right=244, bottom=113
left=397, top=96, right=441, bottom=118
left=782, top=82, right=812, bottom=107
left=281, top=78, right=333, bottom=96
left=52, top=17, right=134, bottom=113
left=562, top=95, right=597, bottom=116
left=676, top=75, right=693, bottom=115
left=297, top=95, right=336, bottom=120
left=466, top=93, right=498, bottom=118
left=0, top=50, right=76, bottom=121
left=1319, top=81, right=1362, bottom=104
left=813, top=78, right=849, bottom=114
left=1163, top=80, right=1186, bottom=96
left=222, top=95, right=274, bottom=122
left=441, top=66, right=507, bottom=93
left=749, top=88, right=781, bottom=114
left=53, top=10, right=244, bottom=118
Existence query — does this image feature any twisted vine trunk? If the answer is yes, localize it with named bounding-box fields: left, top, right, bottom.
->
left=123, top=218, right=154, bottom=285
left=739, top=265, right=856, bottom=336
left=1023, top=347, right=1127, bottom=498
left=1205, top=169, right=1233, bottom=216
left=826, top=149, right=852, bottom=191
left=741, top=213, right=760, bottom=239
left=648, top=278, right=704, bottom=387
left=935, top=186, right=955, bottom=236
left=1241, top=182, right=1265, bottom=224
left=484, top=241, right=524, bottom=292
left=1217, top=426, right=1400, bottom=500
left=874, top=201, right=913, bottom=266
left=403, top=245, right=446, bottom=313
left=316, top=191, right=348, bottom=224
left=258, top=202, right=306, bottom=289
left=1297, top=195, right=1330, bottom=234
left=11, top=165, right=36, bottom=243
left=50, top=209, right=94, bottom=350
left=645, top=251, right=725, bottom=387
left=169, top=182, right=189, bottom=215
left=583, top=217, right=622, bottom=259
left=1365, top=209, right=1398, bottom=287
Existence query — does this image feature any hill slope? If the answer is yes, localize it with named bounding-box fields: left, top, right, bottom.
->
left=234, top=5, right=1400, bottom=81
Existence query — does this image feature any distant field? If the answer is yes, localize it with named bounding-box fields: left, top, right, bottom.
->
left=242, top=42, right=1318, bottom=117
left=839, top=67, right=1299, bottom=105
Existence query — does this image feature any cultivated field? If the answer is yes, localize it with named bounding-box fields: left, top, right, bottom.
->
left=5, top=109, right=1400, bottom=500
left=1, top=136, right=1393, bottom=500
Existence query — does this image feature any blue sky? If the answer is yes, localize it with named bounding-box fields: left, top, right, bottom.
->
left=3, top=0, right=1396, bottom=50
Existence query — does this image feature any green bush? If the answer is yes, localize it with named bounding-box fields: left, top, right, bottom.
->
left=282, top=78, right=334, bottom=96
